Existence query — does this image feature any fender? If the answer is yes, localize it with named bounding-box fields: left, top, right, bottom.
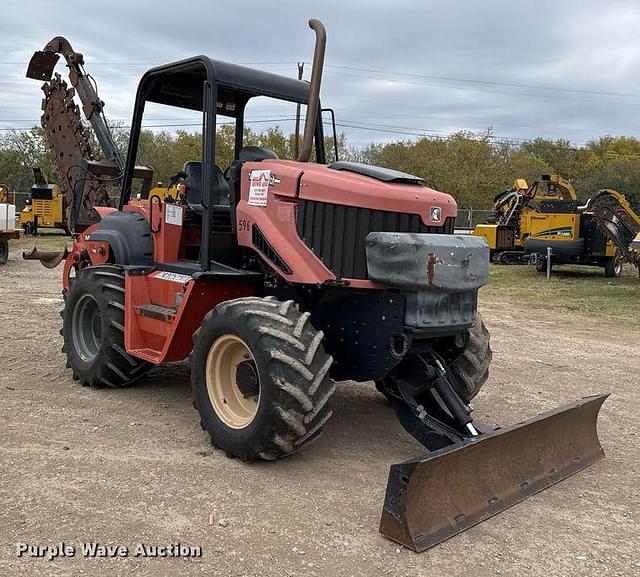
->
left=89, top=210, right=153, bottom=266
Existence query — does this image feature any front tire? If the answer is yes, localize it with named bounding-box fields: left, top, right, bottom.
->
left=451, top=314, right=492, bottom=402
left=62, top=265, right=150, bottom=387
left=191, top=296, right=335, bottom=461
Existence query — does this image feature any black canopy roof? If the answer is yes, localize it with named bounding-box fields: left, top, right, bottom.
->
left=139, top=56, right=311, bottom=114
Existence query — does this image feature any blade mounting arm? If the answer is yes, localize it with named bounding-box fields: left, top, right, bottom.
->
left=381, top=352, right=485, bottom=452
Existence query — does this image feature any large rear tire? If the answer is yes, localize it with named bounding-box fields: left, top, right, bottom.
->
left=191, top=296, right=335, bottom=461
left=62, top=265, right=150, bottom=387
left=451, top=314, right=492, bottom=402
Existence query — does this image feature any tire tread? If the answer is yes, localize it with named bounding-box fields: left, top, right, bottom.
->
left=191, top=296, right=335, bottom=461
left=62, top=265, right=150, bottom=388
left=451, top=314, right=492, bottom=402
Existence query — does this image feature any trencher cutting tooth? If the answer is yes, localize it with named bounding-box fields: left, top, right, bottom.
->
left=39, top=75, right=110, bottom=228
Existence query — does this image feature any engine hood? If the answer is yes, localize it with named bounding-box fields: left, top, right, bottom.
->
left=255, top=160, right=457, bottom=227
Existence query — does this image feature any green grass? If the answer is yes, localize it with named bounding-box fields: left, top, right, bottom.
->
left=482, top=263, right=640, bottom=327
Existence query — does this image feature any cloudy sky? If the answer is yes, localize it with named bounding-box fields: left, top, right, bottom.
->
left=2, top=0, right=640, bottom=148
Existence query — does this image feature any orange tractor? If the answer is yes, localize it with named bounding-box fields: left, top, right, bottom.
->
left=26, top=20, right=607, bottom=551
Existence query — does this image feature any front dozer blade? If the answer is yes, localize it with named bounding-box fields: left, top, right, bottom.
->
left=26, top=50, right=59, bottom=81
left=380, top=394, right=607, bottom=552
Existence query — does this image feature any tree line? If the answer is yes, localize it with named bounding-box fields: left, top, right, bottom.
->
left=1, top=124, right=639, bottom=211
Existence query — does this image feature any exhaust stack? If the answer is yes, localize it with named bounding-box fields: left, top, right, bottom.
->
left=297, top=19, right=326, bottom=162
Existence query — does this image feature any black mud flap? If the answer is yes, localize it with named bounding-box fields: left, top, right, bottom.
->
left=380, top=394, right=608, bottom=552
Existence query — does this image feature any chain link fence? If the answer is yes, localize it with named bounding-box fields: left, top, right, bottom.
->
left=455, top=209, right=493, bottom=231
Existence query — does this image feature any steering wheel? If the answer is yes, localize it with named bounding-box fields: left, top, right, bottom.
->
left=168, top=170, right=187, bottom=189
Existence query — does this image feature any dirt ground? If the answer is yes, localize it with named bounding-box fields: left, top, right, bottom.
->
left=1, top=241, right=639, bottom=577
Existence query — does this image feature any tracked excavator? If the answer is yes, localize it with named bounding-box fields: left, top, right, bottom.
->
left=25, top=21, right=607, bottom=551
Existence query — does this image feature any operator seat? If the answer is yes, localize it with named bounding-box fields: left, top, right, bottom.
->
left=238, top=146, right=279, bottom=162
left=226, top=146, right=279, bottom=210
left=183, top=160, right=230, bottom=214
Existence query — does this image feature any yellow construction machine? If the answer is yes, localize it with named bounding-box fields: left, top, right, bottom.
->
left=473, top=174, right=623, bottom=276
left=472, top=177, right=531, bottom=258
left=19, top=168, right=68, bottom=235
left=589, top=188, right=640, bottom=275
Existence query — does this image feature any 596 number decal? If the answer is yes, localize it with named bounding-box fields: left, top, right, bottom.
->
left=238, top=219, right=251, bottom=232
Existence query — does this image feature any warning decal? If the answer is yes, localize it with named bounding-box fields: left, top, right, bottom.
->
left=153, top=271, right=191, bottom=284
left=165, top=203, right=183, bottom=226
left=248, top=170, right=270, bottom=207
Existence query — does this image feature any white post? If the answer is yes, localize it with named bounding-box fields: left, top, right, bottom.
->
left=546, top=246, right=552, bottom=279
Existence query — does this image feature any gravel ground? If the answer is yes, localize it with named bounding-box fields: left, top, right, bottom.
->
left=0, top=246, right=639, bottom=576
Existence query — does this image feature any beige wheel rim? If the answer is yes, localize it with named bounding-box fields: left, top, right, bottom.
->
left=206, top=334, right=260, bottom=429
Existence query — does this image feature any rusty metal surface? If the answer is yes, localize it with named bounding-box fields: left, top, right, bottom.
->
left=380, top=394, right=608, bottom=552
left=365, top=232, right=489, bottom=291
left=26, top=50, right=60, bottom=81
left=1, top=230, right=20, bottom=240
left=39, top=74, right=111, bottom=230
left=22, top=246, right=69, bottom=268
left=297, top=19, right=326, bottom=162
